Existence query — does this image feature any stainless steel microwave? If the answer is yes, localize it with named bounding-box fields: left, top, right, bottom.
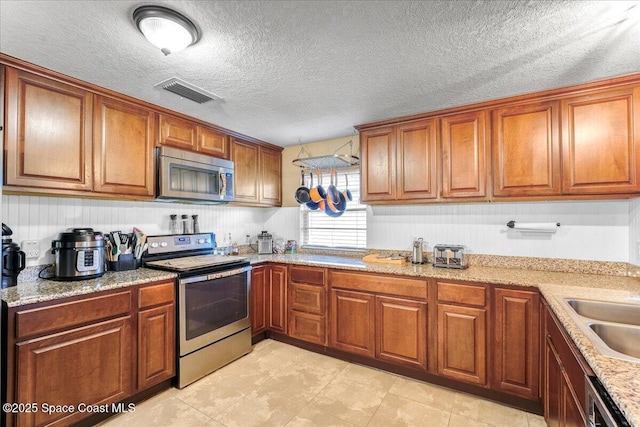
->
left=156, top=146, right=234, bottom=203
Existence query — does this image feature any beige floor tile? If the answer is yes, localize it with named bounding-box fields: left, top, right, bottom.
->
left=451, top=394, right=529, bottom=427
left=368, top=393, right=451, bottom=427
left=99, top=396, right=211, bottom=427
left=388, top=376, right=459, bottom=411
left=336, top=363, right=397, bottom=392
left=214, top=391, right=307, bottom=427
left=202, top=419, right=228, bottom=427
left=285, top=405, right=359, bottom=426
left=256, top=363, right=338, bottom=404
left=306, top=377, right=386, bottom=427
left=293, top=349, right=349, bottom=376
left=527, top=412, right=547, bottom=427
left=175, top=380, right=247, bottom=418
left=448, top=413, right=491, bottom=427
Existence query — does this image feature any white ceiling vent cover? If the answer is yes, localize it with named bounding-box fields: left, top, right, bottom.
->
left=154, top=77, right=222, bottom=104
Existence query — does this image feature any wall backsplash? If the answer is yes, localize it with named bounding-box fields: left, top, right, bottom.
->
left=1, top=195, right=294, bottom=267
left=2, top=195, right=635, bottom=267
left=368, top=200, right=630, bottom=262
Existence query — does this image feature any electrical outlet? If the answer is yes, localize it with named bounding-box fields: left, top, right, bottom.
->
left=22, top=240, right=40, bottom=259
left=245, top=234, right=251, bottom=244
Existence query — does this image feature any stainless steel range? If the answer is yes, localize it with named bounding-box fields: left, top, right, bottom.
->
left=142, top=232, right=252, bottom=388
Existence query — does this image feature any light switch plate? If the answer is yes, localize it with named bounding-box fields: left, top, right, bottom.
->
left=21, top=240, right=40, bottom=259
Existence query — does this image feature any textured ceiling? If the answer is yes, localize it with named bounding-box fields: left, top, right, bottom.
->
left=1, top=0, right=639, bottom=147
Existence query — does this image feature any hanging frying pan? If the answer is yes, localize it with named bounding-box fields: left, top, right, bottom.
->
left=294, top=170, right=310, bottom=204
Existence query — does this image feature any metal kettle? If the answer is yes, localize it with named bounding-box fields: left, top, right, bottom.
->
left=2, top=224, right=26, bottom=288
left=412, top=237, right=424, bottom=264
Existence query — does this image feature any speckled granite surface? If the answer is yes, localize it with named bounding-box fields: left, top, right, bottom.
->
left=1, top=268, right=177, bottom=308
left=3, top=253, right=639, bottom=426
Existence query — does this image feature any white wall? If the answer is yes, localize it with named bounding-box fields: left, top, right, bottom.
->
left=630, top=198, right=640, bottom=267
left=2, top=195, right=635, bottom=266
left=1, top=195, right=298, bottom=267
left=369, top=200, right=630, bottom=262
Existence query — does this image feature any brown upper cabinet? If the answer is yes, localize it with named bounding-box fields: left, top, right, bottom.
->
left=93, top=95, right=155, bottom=197
left=4, top=67, right=94, bottom=192
left=492, top=101, right=561, bottom=197
left=357, top=73, right=640, bottom=203
left=4, top=68, right=155, bottom=198
left=441, top=111, right=489, bottom=199
left=561, top=86, right=640, bottom=195
left=231, top=137, right=282, bottom=207
left=159, top=114, right=230, bottom=159
left=360, top=118, right=438, bottom=202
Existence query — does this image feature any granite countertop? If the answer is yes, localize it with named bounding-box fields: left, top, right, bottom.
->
left=1, top=268, right=177, bottom=308
left=3, top=253, right=639, bottom=426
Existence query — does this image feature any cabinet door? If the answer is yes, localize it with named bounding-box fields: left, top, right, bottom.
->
left=375, top=296, right=427, bottom=370
left=396, top=119, right=438, bottom=200
left=493, top=288, right=539, bottom=399
left=197, top=126, right=229, bottom=158
left=159, top=114, right=197, bottom=150
left=330, top=289, right=375, bottom=358
left=250, top=265, right=268, bottom=336
left=93, top=96, right=155, bottom=196
left=562, top=86, right=640, bottom=194
left=360, top=126, right=396, bottom=202
left=268, top=265, right=288, bottom=333
left=15, top=317, right=131, bottom=427
left=231, top=137, right=260, bottom=204
left=544, top=336, right=562, bottom=427
left=138, top=304, right=175, bottom=390
left=441, top=111, right=488, bottom=198
left=4, top=67, right=93, bottom=191
left=492, top=101, right=561, bottom=197
left=437, top=304, right=487, bottom=385
left=259, top=146, right=282, bottom=206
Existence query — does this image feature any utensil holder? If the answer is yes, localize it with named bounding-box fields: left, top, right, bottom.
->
left=107, top=253, right=141, bottom=272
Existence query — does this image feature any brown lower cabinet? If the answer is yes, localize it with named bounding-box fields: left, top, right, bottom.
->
left=250, top=265, right=268, bottom=338
left=543, top=299, right=591, bottom=427
left=5, top=280, right=175, bottom=427
left=288, top=266, right=327, bottom=346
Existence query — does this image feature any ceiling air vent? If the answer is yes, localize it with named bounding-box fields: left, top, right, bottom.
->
left=154, top=77, right=222, bottom=104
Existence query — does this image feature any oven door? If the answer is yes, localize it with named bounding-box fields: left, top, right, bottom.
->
left=178, top=265, right=251, bottom=356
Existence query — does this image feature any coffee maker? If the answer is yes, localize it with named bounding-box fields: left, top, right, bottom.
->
left=2, top=224, right=26, bottom=288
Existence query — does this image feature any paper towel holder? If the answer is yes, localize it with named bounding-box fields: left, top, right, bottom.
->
left=506, top=221, right=560, bottom=229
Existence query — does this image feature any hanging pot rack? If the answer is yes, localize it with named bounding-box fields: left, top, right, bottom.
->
left=292, top=140, right=360, bottom=170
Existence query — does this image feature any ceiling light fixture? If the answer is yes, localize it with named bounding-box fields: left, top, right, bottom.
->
left=133, top=5, right=200, bottom=56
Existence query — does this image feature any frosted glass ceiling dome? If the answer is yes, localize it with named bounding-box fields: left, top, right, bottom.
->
left=133, top=5, right=200, bottom=56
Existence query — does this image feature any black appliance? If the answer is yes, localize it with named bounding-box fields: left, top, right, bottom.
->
left=142, top=232, right=252, bottom=388
left=51, top=228, right=106, bottom=281
left=2, top=224, right=25, bottom=288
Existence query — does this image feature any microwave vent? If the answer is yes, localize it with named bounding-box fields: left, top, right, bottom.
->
left=154, top=77, right=222, bottom=104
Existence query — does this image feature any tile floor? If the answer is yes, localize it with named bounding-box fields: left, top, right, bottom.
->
left=100, top=339, right=547, bottom=427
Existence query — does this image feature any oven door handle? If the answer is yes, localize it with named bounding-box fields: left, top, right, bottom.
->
left=179, top=265, right=252, bottom=285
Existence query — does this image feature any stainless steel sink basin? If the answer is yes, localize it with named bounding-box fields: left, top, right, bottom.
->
left=566, top=299, right=640, bottom=326
left=589, top=323, right=640, bottom=359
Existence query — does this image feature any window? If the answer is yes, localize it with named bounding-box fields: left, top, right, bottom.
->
left=300, top=168, right=366, bottom=249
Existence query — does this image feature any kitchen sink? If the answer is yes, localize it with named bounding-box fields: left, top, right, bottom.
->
left=589, top=323, right=640, bottom=359
left=559, top=297, right=640, bottom=362
left=566, top=299, right=640, bottom=326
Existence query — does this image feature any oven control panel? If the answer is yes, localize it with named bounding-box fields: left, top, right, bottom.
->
left=146, top=233, right=215, bottom=255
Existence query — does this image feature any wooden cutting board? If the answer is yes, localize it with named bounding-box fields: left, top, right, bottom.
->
left=362, top=254, right=407, bottom=265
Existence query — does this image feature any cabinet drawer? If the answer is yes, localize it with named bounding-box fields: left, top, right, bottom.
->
left=139, top=281, right=175, bottom=309
left=437, top=281, right=486, bottom=307
left=15, top=291, right=132, bottom=340
left=290, top=283, right=324, bottom=315
left=290, top=265, right=325, bottom=286
left=330, top=271, right=427, bottom=300
left=289, top=311, right=326, bottom=346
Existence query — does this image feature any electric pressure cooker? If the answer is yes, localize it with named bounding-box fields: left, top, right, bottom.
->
left=2, top=224, right=26, bottom=288
left=51, top=228, right=106, bottom=281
